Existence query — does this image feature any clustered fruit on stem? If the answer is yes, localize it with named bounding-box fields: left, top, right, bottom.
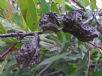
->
left=0, top=10, right=102, bottom=69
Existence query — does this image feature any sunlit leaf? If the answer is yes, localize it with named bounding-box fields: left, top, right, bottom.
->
left=76, top=0, right=85, bottom=8
left=54, top=0, right=65, bottom=3
left=0, top=23, right=6, bottom=33
left=90, top=0, right=97, bottom=10
left=64, top=1, right=74, bottom=11
left=4, top=2, right=13, bottom=21
left=84, top=0, right=89, bottom=6
left=50, top=2, right=59, bottom=13
left=18, top=0, right=38, bottom=31
left=0, top=0, right=7, bottom=9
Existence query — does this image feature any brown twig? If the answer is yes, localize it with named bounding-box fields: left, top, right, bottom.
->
left=93, top=10, right=102, bottom=16
left=88, top=42, right=102, bottom=50
left=0, top=31, right=43, bottom=38
left=83, top=16, right=94, bottom=24
left=0, top=42, right=17, bottom=61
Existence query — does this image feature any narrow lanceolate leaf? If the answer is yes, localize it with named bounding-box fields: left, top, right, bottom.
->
left=13, top=12, right=22, bottom=27
left=90, top=0, right=97, bottom=10
left=0, top=23, right=6, bottom=33
left=50, top=2, right=59, bottom=13
left=18, top=0, right=38, bottom=31
left=56, top=32, right=66, bottom=45
left=76, top=0, right=85, bottom=8
left=4, top=1, right=13, bottom=21
left=37, top=53, right=69, bottom=67
left=64, top=1, right=74, bottom=11
left=39, top=0, right=49, bottom=15
left=0, top=57, right=7, bottom=74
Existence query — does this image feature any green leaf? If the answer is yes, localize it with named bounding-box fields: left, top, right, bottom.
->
left=90, top=0, right=97, bottom=10
left=50, top=2, right=59, bottom=13
left=0, top=39, right=6, bottom=47
left=39, top=0, right=49, bottom=15
left=0, top=56, right=8, bottom=74
left=67, top=64, right=77, bottom=74
left=0, top=9, right=5, bottom=18
left=64, top=1, right=74, bottom=11
left=5, top=56, right=17, bottom=69
left=0, top=17, right=23, bottom=31
left=54, top=0, right=65, bottom=3
left=18, top=0, right=27, bottom=18
left=99, top=35, right=102, bottom=43
left=0, top=23, right=6, bottom=33
left=56, top=32, right=66, bottom=45
left=13, top=12, right=22, bottom=27
left=92, top=71, right=102, bottom=76
left=84, top=0, right=89, bottom=6
left=64, top=32, right=71, bottom=43
left=0, top=0, right=7, bottom=9
left=77, top=0, right=85, bottom=8
left=36, top=53, right=70, bottom=67
left=18, top=0, right=38, bottom=31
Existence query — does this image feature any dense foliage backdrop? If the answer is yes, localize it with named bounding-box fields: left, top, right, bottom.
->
left=0, top=0, right=102, bottom=76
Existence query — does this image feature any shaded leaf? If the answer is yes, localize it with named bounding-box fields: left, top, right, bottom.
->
left=67, top=64, right=77, bottom=75
left=13, top=12, right=22, bottom=27
left=37, top=53, right=70, bottom=66
left=0, top=56, right=7, bottom=74
left=56, top=32, right=66, bottom=45
left=92, top=71, right=102, bottom=76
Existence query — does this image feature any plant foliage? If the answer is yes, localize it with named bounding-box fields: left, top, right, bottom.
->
left=0, top=0, right=102, bottom=76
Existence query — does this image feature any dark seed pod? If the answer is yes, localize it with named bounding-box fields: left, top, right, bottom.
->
left=39, top=11, right=62, bottom=32
left=62, top=10, right=99, bottom=42
left=15, top=33, right=40, bottom=69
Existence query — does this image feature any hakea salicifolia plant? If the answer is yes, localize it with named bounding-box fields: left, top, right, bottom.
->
left=0, top=9, right=102, bottom=69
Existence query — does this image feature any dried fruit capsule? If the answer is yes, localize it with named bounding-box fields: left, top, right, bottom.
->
left=62, top=10, right=99, bottom=42
left=15, top=33, right=40, bottom=69
left=39, top=11, right=62, bottom=32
